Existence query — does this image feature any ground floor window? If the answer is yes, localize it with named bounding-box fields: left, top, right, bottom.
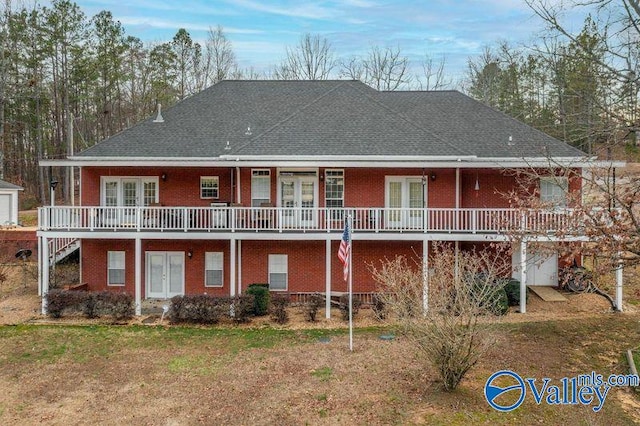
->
left=268, top=254, right=288, bottom=290
left=107, top=251, right=125, bottom=286
left=205, top=252, right=223, bottom=287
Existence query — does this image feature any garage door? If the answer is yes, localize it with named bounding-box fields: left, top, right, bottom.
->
left=0, top=194, right=11, bottom=224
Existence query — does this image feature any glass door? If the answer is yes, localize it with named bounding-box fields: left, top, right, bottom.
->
left=279, top=176, right=316, bottom=228
left=146, top=252, right=185, bottom=299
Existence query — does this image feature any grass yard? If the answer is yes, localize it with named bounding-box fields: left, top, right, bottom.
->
left=1, top=315, right=640, bottom=425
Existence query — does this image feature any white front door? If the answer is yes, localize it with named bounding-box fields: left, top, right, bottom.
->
left=146, top=252, right=185, bottom=298
left=280, top=176, right=316, bottom=227
left=386, top=178, right=425, bottom=228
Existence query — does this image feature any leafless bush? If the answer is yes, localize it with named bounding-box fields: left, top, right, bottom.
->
left=370, top=243, right=511, bottom=391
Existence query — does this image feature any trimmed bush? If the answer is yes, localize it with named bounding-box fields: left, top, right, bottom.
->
left=270, top=295, right=290, bottom=324
left=232, top=294, right=255, bottom=323
left=45, top=290, right=134, bottom=320
left=339, top=294, right=362, bottom=321
left=304, top=293, right=324, bottom=322
left=169, top=295, right=224, bottom=324
left=246, top=284, right=270, bottom=316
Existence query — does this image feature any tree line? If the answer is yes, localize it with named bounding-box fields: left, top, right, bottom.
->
left=0, top=0, right=638, bottom=205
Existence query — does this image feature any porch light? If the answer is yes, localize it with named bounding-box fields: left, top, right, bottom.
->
left=475, top=175, right=480, bottom=191
left=430, top=172, right=436, bottom=182
left=50, top=178, right=59, bottom=190
left=187, top=248, right=193, bottom=259
left=161, top=172, right=167, bottom=182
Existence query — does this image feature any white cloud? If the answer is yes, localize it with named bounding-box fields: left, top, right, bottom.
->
left=118, top=16, right=263, bottom=34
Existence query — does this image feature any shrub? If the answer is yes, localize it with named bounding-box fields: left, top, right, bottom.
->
left=504, top=278, right=526, bottom=307
left=339, top=294, right=362, bottom=321
left=246, top=284, right=270, bottom=316
left=231, top=294, right=255, bottom=323
left=304, top=293, right=324, bottom=322
left=101, top=292, right=134, bottom=320
left=169, top=295, right=224, bottom=324
left=46, top=289, right=81, bottom=318
left=270, top=295, right=290, bottom=324
left=45, top=290, right=133, bottom=320
left=371, top=293, right=387, bottom=320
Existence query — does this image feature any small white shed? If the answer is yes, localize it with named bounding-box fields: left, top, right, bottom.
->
left=0, top=179, right=23, bottom=226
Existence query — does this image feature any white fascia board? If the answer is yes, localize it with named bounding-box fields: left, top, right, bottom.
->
left=39, top=155, right=610, bottom=169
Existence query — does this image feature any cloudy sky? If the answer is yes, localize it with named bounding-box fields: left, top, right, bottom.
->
left=69, top=0, right=584, bottom=83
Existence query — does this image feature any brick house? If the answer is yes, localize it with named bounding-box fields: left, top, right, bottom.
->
left=38, top=80, right=601, bottom=316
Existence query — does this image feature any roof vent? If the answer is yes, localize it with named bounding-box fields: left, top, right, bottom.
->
left=245, top=126, right=252, bottom=136
left=507, top=135, right=514, bottom=146
left=153, top=103, right=164, bottom=123
left=224, top=141, right=231, bottom=150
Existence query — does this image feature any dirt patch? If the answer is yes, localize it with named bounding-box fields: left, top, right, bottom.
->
left=0, top=263, right=40, bottom=324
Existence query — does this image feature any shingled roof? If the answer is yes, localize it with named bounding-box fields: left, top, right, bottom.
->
left=76, top=80, right=586, bottom=160
left=0, top=179, right=23, bottom=190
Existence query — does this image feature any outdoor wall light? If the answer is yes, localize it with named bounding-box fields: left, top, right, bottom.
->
left=430, top=172, right=437, bottom=182
left=187, top=248, right=193, bottom=259
left=161, top=172, right=167, bottom=181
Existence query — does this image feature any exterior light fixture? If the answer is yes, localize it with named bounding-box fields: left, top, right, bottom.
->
left=161, top=172, right=167, bottom=182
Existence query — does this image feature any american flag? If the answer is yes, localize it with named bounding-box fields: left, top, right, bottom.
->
left=338, top=220, right=351, bottom=281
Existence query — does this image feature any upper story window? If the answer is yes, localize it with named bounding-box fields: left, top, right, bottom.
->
left=251, top=169, right=271, bottom=207
left=101, top=177, right=158, bottom=206
left=540, top=177, right=568, bottom=208
left=200, top=176, right=219, bottom=199
left=325, top=170, right=344, bottom=208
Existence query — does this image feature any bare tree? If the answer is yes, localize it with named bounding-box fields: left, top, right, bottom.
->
left=338, top=55, right=365, bottom=81
left=273, top=33, right=336, bottom=80
left=205, top=25, right=237, bottom=85
left=370, top=243, right=511, bottom=391
left=362, top=45, right=411, bottom=90
left=416, top=53, right=452, bottom=90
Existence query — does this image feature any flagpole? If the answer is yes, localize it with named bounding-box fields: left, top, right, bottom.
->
left=348, top=214, right=353, bottom=352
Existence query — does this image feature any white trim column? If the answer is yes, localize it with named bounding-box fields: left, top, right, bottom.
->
left=37, top=236, right=43, bottom=296
left=422, top=239, right=429, bottom=312
left=41, top=236, right=49, bottom=315
left=135, top=237, right=141, bottom=316
left=230, top=238, right=236, bottom=297
left=519, top=240, right=527, bottom=313
left=326, top=238, right=332, bottom=319
left=237, top=240, right=242, bottom=295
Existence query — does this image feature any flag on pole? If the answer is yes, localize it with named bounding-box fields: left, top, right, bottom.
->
left=338, top=220, right=351, bottom=281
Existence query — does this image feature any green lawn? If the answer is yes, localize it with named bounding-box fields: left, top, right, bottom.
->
left=1, top=316, right=639, bottom=425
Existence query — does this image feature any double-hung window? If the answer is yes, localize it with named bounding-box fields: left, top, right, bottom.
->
left=251, top=170, right=271, bottom=207
left=200, top=177, right=219, bottom=199
left=325, top=169, right=344, bottom=220
left=540, top=177, right=568, bottom=208
left=107, top=251, right=125, bottom=286
left=205, top=252, right=223, bottom=287
left=268, top=254, right=288, bottom=291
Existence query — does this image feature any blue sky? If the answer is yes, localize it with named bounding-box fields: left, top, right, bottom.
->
left=68, top=0, right=584, bottom=84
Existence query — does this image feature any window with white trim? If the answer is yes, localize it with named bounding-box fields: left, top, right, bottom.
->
left=251, top=170, right=271, bottom=207
left=205, top=252, right=223, bottom=287
left=540, top=177, right=568, bottom=207
left=325, top=169, right=344, bottom=208
left=268, top=254, right=288, bottom=291
left=200, top=176, right=219, bottom=199
left=107, top=251, right=125, bottom=286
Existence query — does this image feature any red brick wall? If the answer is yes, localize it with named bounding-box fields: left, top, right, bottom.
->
left=80, top=166, right=555, bottom=210
left=82, top=239, right=231, bottom=297
left=0, top=230, right=37, bottom=263
left=81, top=167, right=234, bottom=206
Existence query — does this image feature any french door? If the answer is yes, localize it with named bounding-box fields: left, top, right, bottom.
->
left=146, top=252, right=185, bottom=299
left=386, top=178, right=425, bottom=228
left=280, top=176, right=316, bottom=227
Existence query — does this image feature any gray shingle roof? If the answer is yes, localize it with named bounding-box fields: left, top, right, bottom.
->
left=0, top=179, right=23, bottom=190
left=76, top=80, right=586, bottom=159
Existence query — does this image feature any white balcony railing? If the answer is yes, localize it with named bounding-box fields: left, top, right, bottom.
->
left=38, top=206, right=578, bottom=235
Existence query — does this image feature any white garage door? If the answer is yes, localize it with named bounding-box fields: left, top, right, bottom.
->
left=0, top=194, right=11, bottom=224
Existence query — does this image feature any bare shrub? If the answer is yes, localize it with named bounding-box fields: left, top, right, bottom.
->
left=370, top=243, right=511, bottom=391
left=303, top=293, right=324, bottom=322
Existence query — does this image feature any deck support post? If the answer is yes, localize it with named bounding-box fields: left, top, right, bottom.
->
left=422, top=239, right=429, bottom=313
left=41, top=236, right=49, bottom=315
left=134, top=237, right=141, bottom=316
left=326, top=238, right=332, bottom=319
left=615, top=257, right=624, bottom=312
left=230, top=238, right=236, bottom=297
left=519, top=240, right=527, bottom=314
